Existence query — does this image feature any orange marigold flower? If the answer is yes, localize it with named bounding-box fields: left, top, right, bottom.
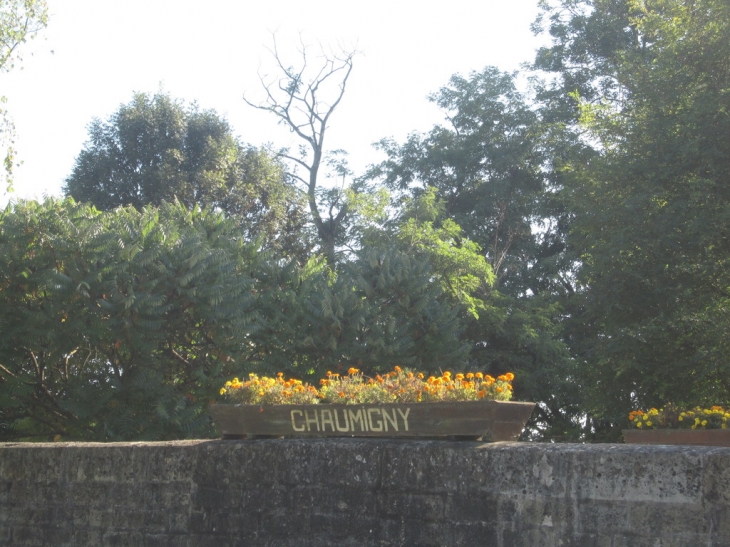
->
left=505, top=372, right=515, bottom=381
left=455, top=373, right=464, bottom=381
left=496, top=387, right=503, bottom=393
left=477, top=389, right=487, bottom=399
left=417, top=372, right=424, bottom=379
left=394, top=365, right=402, bottom=373
left=475, top=372, right=484, bottom=379
left=348, top=367, right=360, bottom=375
left=466, top=373, right=474, bottom=379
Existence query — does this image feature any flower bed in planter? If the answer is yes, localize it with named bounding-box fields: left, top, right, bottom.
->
left=211, top=367, right=535, bottom=441
left=624, top=405, right=730, bottom=447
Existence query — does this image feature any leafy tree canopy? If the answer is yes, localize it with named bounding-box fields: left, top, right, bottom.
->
left=64, top=91, right=311, bottom=257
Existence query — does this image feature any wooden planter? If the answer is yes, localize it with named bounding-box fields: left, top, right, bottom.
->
left=210, top=400, right=535, bottom=441
left=623, top=428, right=730, bottom=447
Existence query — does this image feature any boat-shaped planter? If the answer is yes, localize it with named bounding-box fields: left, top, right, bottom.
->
left=623, top=428, right=730, bottom=447
left=210, top=400, right=535, bottom=441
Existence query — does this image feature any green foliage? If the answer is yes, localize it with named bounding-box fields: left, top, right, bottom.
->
left=535, top=0, right=730, bottom=434
left=64, top=91, right=311, bottom=258
left=0, top=198, right=261, bottom=441
left=246, top=247, right=472, bottom=381
left=0, top=198, right=478, bottom=440
left=6, top=1, right=727, bottom=444
left=373, top=67, right=546, bottom=287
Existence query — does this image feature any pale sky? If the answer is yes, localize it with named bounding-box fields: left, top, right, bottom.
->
left=1, top=0, right=546, bottom=206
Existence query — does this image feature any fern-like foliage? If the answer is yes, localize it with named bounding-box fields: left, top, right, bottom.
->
left=0, top=198, right=260, bottom=441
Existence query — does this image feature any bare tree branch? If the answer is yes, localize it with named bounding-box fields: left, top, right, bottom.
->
left=244, top=35, right=358, bottom=265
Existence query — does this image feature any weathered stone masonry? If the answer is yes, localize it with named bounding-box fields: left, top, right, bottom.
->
left=0, top=439, right=729, bottom=546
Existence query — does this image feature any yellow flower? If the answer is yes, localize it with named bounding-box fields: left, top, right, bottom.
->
left=637, top=422, right=643, bottom=428
left=220, top=388, right=227, bottom=395
left=646, top=421, right=652, bottom=427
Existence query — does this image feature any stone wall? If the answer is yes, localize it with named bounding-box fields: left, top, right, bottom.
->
left=0, top=439, right=728, bottom=546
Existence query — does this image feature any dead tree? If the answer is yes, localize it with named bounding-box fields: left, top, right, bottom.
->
left=244, top=38, right=356, bottom=266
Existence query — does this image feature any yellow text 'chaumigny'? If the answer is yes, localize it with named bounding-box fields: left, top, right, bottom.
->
left=290, top=407, right=411, bottom=433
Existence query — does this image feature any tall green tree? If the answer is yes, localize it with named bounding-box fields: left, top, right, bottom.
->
left=534, top=0, right=730, bottom=433
left=370, top=68, right=579, bottom=440
left=0, top=0, right=48, bottom=191
left=373, top=68, right=546, bottom=289
left=64, top=92, right=311, bottom=257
